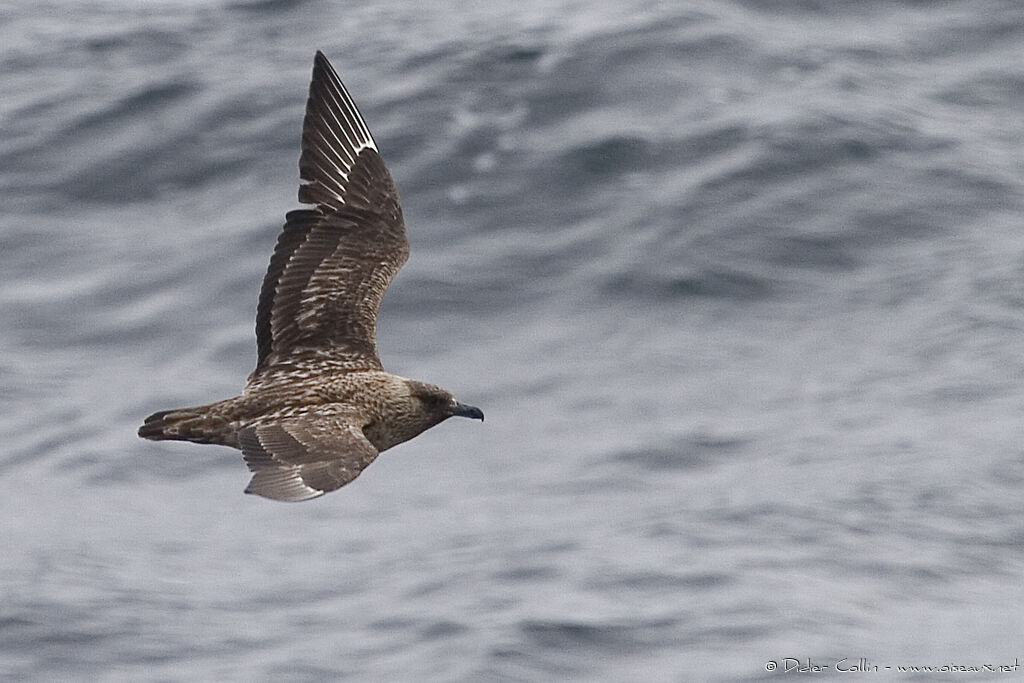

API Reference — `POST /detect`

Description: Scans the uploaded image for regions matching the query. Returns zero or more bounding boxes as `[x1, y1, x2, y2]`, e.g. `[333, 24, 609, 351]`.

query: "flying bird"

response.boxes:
[139, 51, 484, 501]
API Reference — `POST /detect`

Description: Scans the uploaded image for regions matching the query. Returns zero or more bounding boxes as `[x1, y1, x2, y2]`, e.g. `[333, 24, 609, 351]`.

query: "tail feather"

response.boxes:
[138, 409, 177, 440]
[138, 404, 237, 447]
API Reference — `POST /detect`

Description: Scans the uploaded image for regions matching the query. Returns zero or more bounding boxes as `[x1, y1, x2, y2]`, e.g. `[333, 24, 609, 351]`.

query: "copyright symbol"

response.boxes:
[766, 661, 777, 671]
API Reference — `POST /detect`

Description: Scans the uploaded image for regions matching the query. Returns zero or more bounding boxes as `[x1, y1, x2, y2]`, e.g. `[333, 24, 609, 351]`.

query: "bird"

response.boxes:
[139, 51, 484, 502]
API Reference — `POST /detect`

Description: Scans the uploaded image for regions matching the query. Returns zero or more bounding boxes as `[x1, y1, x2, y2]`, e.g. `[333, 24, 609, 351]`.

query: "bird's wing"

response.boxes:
[239, 411, 378, 502]
[254, 51, 408, 374]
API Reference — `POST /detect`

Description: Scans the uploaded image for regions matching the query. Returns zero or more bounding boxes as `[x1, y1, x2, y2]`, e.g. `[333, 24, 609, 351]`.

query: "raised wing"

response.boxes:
[254, 51, 408, 374]
[240, 412, 379, 501]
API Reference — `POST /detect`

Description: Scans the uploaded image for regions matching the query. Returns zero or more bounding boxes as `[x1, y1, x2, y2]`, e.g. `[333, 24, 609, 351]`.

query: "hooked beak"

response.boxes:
[453, 402, 484, 421]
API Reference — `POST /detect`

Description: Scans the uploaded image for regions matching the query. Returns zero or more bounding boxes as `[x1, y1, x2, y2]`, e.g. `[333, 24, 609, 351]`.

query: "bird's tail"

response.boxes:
[138, 402, 238, 447]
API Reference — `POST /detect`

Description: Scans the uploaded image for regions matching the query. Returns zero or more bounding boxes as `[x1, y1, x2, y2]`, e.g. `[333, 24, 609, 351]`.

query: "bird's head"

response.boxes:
[407, 381, 484, 423]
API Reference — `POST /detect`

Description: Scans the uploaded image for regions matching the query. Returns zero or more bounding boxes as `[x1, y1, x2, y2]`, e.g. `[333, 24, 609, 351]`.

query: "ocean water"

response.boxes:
[3, 0, 1024, 680]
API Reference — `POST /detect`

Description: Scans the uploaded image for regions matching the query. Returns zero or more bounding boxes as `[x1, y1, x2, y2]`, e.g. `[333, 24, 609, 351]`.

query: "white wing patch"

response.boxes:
[246, 467, 325, 502]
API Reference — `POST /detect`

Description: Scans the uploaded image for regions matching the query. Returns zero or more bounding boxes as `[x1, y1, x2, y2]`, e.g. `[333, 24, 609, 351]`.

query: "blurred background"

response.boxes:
[3, 0, 1024, 680]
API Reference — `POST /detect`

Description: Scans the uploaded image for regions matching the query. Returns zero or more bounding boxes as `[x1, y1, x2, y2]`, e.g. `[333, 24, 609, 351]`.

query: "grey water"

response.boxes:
[3, 0, 1024, 680]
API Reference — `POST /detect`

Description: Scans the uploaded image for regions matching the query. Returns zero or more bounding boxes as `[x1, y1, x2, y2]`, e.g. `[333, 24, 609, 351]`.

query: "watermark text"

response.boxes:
[764, 658, 1020, 674]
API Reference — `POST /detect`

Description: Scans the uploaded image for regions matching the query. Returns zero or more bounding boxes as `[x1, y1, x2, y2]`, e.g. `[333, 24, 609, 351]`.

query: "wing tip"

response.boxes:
[306, 50, 378, 150]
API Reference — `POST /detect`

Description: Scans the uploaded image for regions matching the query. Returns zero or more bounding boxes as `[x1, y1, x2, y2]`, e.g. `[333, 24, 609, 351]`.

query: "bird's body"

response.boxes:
[141, 370, 461, 453]
[139, 52, 483, 501]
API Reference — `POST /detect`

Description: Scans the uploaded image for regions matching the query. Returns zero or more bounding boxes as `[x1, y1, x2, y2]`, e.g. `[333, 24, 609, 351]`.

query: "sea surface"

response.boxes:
[3, 1, 1024, 680]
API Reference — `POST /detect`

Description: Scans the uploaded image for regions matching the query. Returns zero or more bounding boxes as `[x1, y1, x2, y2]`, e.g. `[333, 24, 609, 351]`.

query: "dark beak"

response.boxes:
[453, 402, 484, 421]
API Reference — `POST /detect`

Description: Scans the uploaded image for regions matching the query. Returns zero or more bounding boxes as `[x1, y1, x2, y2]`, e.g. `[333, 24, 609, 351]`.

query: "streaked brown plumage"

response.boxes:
[138, 51, 483, 502]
